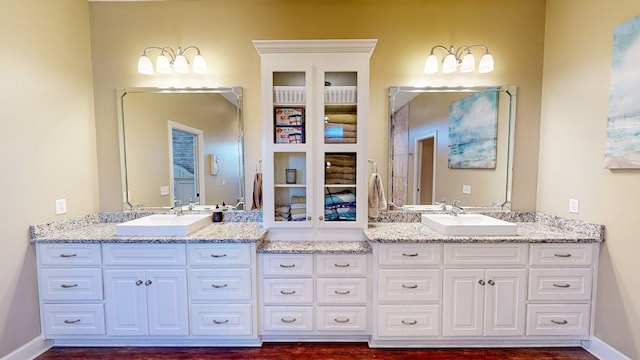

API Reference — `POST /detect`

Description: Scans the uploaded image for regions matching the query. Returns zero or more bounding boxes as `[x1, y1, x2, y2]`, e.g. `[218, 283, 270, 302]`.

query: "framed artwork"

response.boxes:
[605, 15, 640, 169]
[448, 91, 499, 169]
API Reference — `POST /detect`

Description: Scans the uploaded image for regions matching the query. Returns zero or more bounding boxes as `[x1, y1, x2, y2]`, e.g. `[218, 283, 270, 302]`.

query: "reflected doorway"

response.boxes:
[413, 130, 437, 204]
[168, 121, 205, 206]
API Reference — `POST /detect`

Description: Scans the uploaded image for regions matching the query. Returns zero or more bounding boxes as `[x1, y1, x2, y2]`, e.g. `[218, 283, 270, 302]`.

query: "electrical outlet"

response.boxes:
[569, 198, 580, 214]
[55, 199, 67, 215]
[462, 184, 472, 195]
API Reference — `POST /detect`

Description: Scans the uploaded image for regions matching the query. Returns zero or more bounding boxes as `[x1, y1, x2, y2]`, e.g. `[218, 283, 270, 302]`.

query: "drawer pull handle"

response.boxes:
[334, 263, 350, 268]
[334, 290, 351, 295]
[212, 284, 228, 289]
[280, 290, 296, 295]
[551, 319, 568, 325]
[281, 318, 297, 323]
[145, 280, 152, 286]
[334, 318, 350, 324]
[553, 283, 571, 288]
[59, 253, 77, 258]
[402, 284, 418, 289]
[64, 319, 81, 324]
[402, 253, 419, 257]
[60, 284, 78, 288]
[402, 320, 418, 325]
[213, 319, 229, 325]
[279, 264, 296, 268]
[478, 279, 486, 286]
[211, 254, 227, 258]
[136, 280, 143, 286]
[554, 253, 572, 258]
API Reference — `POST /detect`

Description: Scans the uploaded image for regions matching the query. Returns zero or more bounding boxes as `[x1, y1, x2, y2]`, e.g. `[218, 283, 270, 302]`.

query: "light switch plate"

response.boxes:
[55, 199, 67, 215]
[569, 198, 580, 214]
[462, 184, 472, 195]
[160, 186, 170, 196]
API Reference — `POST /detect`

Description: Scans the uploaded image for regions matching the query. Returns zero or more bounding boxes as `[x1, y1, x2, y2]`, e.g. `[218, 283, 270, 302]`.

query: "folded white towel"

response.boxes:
[368, 173, 387, 217]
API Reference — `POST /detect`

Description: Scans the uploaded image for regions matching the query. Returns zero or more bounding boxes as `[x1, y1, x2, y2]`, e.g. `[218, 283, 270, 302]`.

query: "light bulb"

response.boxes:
[442, 53, 458, 73]
[192, 54, 207, 74]
[174, 54, 189, 74]
[424, 54, 438, 74]
[460, 53, 475, 73]
[137, 55, 153, 75]
[156, 54, 171, 74]
[478, 52, 495, 73]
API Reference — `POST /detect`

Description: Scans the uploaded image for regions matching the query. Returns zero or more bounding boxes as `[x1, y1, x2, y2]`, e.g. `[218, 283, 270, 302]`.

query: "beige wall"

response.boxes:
[541, 1, 640, 358]
[0, 0, 98, 357]
[89, 0, 544, 213]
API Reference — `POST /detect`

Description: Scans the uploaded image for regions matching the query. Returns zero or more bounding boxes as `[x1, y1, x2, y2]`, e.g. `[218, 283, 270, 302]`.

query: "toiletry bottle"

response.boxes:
[212, 205, 223, 222]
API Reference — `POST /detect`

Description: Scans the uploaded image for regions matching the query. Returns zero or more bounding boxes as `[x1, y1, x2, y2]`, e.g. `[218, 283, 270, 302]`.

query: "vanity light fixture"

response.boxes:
[424, 45, 494, 74]
[137, 46, 207, 75]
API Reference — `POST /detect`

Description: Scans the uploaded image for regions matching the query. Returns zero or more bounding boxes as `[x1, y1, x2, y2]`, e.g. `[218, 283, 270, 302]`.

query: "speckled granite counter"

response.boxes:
[30, 212, 266, 244]
[365, 212, 604, 244]
[257, 240, 372, 254]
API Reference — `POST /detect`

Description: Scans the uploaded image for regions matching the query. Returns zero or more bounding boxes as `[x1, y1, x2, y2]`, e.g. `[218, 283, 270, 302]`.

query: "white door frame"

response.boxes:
[412, 129, 437, 205]
[168, 120, 206, 205]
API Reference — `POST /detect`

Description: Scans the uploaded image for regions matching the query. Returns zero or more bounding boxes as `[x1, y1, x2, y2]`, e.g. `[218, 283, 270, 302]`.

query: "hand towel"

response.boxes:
[251, 172, 263, 210]
[368, 173, 387, 217]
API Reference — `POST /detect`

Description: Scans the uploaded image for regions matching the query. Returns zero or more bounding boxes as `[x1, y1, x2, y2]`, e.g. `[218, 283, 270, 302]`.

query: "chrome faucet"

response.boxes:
[436, 196, 447, 211]
[451, 200, 465, 216]
[172, 200, 184, 216]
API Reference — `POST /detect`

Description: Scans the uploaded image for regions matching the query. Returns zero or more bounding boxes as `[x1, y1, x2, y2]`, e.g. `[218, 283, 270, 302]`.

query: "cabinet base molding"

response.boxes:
[368, 338, 587, 349]
[261, 335, 371, 343]
[45, 337, 262, 347]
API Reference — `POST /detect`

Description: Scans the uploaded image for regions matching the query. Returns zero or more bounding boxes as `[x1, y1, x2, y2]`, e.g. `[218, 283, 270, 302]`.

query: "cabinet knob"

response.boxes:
[551, 319, 568, 325]
[280, 290, 296, 295]
[280, 318, 297, 323]
[210, 254, 227, 258]
[211, 283, 228, 288]
[145, 280, 152, 286]
[334, 318, 350, 323]
[402, 253, 419, 257]
[319, 216, 323, 221]
[402, 284, 418, 289]
[401, 320, 418, 325]
[64, 319, 81, 324]
[279, 264, 296, 268]
[334, 290, 351, 295]
[487, 279, 495, 286]
[553, 253, 572, 258]
[307, 216, 312, 221]
[334, 263, 350, 268]
[59, 253, 77, 258]
[135, 280, 143, 286]
[213, 319, 229, 325]
[553, 283, 571, 288]
[60, 284, 78, 288]
[478, 279, 486, 286]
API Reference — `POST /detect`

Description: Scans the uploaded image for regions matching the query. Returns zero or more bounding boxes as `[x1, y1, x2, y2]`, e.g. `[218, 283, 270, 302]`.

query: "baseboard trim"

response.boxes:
[1, 335, 52, 360]
[582, 336, 631, 360]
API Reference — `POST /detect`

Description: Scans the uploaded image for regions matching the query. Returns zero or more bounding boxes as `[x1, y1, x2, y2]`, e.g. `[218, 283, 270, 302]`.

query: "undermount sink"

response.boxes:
[115, 213, 212, 237]
[421, 213, 517, 236]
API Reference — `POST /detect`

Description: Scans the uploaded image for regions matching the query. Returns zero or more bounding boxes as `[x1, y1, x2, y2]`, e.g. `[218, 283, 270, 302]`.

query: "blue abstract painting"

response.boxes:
[448, 91, 498, 169]
[605, 15, 640, 169]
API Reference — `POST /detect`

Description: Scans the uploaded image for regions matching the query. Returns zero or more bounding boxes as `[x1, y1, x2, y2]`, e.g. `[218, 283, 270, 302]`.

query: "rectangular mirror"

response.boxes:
[118, 87, 244, 211]
[388, 85, 516, 210]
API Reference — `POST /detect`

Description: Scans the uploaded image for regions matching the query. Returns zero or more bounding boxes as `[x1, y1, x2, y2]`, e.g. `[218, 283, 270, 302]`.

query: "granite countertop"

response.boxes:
[258, 240, 372, 254]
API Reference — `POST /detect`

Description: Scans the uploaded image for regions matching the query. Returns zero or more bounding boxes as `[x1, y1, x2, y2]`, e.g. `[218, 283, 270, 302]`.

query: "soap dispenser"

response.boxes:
[212, 205, 223, 223]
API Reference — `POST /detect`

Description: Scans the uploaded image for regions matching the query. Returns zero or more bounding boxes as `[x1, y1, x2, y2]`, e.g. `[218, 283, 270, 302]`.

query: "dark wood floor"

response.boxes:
[36, 343, 598, 360]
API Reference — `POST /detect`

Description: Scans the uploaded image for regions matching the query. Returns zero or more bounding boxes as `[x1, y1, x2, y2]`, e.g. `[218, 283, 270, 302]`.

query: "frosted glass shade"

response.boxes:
[424, 54, 438, 74]
[442, 53, 458, 73]
[192, 54, 207, 74]
[460, 53, 476, 73]
[478, 53, 495, 73]
[156, 54, 171, 74]
[137, 55, 153, 75]
[174, 54, 189, 74]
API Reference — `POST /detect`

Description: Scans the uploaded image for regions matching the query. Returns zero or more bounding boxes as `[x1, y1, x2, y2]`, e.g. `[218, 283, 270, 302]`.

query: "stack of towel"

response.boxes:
[325, 189, 357, 221]
[290, 195, 307, 221]
[275, 205, 291, 221]
[324, 114, 357, 143]
[325, 154, 356, 185]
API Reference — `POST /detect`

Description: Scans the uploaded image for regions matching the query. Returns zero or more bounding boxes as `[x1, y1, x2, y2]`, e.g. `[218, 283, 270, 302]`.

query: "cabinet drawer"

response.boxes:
[316, 306, 368, 332]
[316, 254, 368, 276]
[377, 304, 440, 337]
[39, 268, 103, 301]
[189, 268, 252, 301]
[530, 244, 594, 266]
[529, 268, 592, 301]
[190, 304, 252, 336]
[317, 278, 368, 304]
[526, 304, 590, 336]
[103, 243, 186, 266]
[263, 278, 314, 304]
[261, 254, 313, 276]
[378, 269, 441, 302]
[378, 244, 441, 266]
[444, 244, 528, 266]
[42, 303, 105, 336]
[188, 243, 251, 267]
[37, 243, 101, 266]
[262, 306, 313, 332]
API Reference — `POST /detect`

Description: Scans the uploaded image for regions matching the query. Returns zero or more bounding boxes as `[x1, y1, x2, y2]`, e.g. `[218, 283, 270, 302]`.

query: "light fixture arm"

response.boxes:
[424, 44, 494, 74]
[137, 45, 207, 75]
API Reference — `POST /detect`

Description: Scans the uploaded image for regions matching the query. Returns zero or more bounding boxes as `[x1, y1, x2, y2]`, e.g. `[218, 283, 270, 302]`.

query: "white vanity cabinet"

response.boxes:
[36, 243, 105, 336]
[259, 253, 370, 340]
[442, 244, 528, 337]
[102, 243, 189, 336]
[187, 242, 259, 344]
[254, 40, 376, 241]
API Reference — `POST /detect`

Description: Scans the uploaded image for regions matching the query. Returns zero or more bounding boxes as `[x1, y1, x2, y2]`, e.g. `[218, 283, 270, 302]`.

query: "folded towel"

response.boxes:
[251, 172, 263, 210]
[368, 173, 387, 217]
[325, 123, 357, 132]
[291, 196, 306, 204]
[325, 114, 357, 124]
[325, 166, 356, 174]
[325, 190, 356, 205]
[325, 138, 356, 144]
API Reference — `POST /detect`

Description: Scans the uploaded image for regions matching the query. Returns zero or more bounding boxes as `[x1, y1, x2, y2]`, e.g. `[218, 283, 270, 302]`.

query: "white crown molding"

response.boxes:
[253, 39, 377, 55]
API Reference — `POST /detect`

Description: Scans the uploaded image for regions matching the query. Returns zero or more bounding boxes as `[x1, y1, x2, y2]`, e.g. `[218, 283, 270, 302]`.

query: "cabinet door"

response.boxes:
[483, 269, 527, 336]
[442, 269, 484, 337]
[146, 269, 189, 336]
[104, 269, 148, 336]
